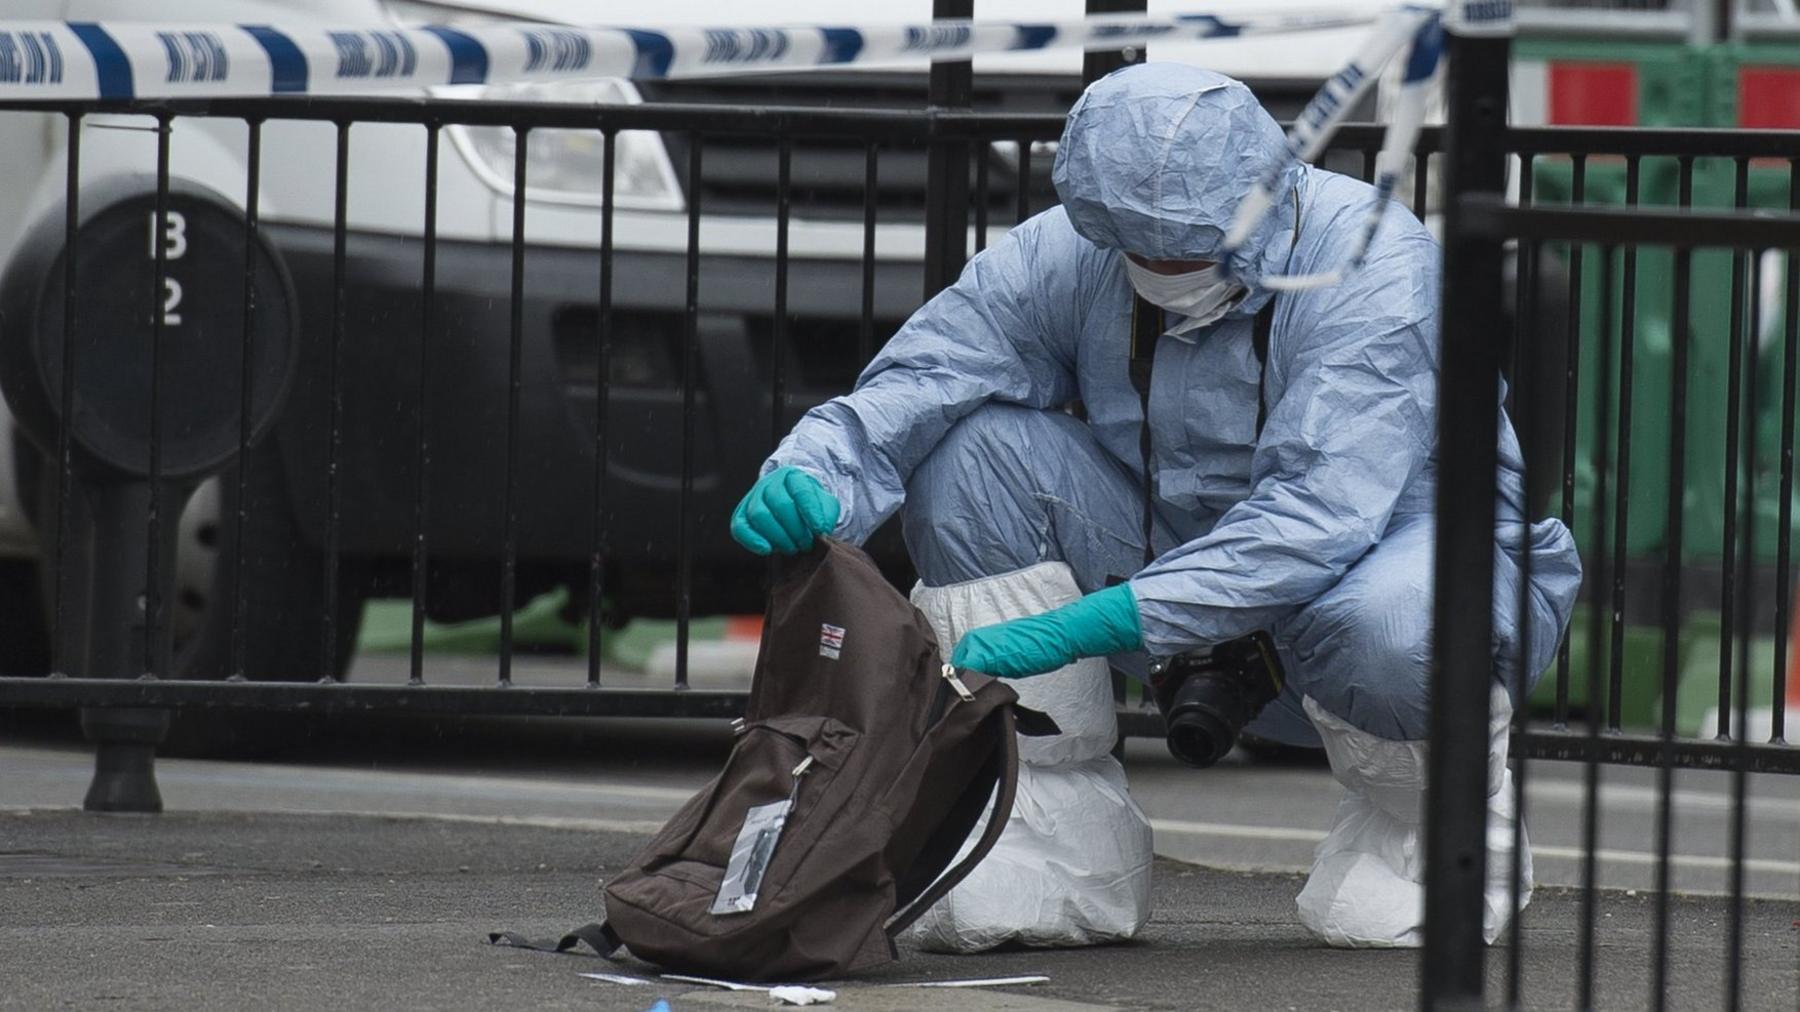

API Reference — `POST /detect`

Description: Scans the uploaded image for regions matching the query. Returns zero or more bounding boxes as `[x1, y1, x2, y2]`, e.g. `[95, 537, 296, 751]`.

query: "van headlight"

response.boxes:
[444, 80, 685, 212]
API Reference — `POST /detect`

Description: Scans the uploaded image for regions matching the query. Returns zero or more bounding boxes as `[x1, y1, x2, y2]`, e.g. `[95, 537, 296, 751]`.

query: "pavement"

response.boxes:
[4, 697, 1800, 1011]
[5, 808, 1798, 1012]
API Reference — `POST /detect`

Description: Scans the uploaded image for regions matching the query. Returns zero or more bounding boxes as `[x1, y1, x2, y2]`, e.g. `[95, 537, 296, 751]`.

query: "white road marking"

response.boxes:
[1525, 778, 1800, 821]
[1148, 818, 1800, 879]
[1148, 818, 1326, 844]
[1, 805, 672, 836]
[1532, 845, 1800, 876]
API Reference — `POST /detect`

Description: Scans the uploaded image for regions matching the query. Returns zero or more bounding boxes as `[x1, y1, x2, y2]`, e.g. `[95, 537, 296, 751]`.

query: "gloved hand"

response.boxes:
[730, 466, 842, 555]
[951, 583, 1143, 679]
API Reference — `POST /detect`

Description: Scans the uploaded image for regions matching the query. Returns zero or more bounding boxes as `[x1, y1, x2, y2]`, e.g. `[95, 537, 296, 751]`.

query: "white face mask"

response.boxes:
[1123, 259, 1245, 335]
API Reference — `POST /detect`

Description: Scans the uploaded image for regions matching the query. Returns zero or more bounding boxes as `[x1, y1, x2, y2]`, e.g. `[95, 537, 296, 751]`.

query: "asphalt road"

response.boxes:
[2, 650, 1798, 1009]
[4, 810, 1797, 1011]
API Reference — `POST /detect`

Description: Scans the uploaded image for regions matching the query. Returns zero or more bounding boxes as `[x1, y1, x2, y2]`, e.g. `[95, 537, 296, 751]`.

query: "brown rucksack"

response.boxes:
[490, 538, 1055, 981]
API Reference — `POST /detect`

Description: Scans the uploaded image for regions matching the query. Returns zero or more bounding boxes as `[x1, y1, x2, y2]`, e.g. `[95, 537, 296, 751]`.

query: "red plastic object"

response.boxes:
[1739, 67, 1800, 129]
[1548, 62, 1639, 126]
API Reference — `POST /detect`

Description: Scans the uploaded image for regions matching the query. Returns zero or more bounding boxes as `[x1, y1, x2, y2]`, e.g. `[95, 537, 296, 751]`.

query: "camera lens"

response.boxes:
[1165, 708, 1234, 768]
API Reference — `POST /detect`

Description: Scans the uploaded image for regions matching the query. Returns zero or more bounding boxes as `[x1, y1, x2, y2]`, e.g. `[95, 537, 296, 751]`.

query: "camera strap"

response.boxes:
[1123, 192, 1297, 573]
[1126, 294, 1276, 571]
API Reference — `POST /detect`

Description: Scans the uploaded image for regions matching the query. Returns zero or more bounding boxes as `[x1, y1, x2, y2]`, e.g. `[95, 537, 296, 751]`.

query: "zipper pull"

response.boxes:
[785, 754, 815, 805]
[941, 663, 976, 702]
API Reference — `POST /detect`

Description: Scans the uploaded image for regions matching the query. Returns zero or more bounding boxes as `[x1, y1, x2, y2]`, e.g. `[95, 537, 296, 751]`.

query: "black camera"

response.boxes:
[1148, 631, 1286, 768]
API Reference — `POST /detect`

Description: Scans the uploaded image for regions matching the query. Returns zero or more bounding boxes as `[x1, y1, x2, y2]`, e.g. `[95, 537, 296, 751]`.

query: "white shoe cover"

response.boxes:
[904, 563, 1153, 951]
[905, 757, 1155, 952]
[1483, 687, 1533, 943]
[911, 562, 1118, 765]
[1296, 688, 1531, 949]
[1295, 696, 1427, 948]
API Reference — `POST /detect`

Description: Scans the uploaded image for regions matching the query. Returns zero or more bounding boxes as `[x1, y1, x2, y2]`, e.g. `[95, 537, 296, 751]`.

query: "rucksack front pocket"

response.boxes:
[635, 714, 859, 915]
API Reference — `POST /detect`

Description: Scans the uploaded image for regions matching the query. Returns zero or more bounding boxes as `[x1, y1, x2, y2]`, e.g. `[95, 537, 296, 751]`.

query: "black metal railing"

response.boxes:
[1431, 28, 1800, 1011]
[0, 51, 1794, 1012]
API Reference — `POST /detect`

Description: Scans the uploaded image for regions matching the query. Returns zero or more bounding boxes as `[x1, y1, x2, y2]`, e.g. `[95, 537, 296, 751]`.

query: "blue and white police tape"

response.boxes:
[1221, 4, 1442, 290]
[0, 9, 1394, 101]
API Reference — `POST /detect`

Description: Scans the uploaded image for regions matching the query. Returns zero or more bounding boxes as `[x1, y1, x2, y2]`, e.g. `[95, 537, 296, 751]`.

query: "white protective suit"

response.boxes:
[762, 64, 1581, 948]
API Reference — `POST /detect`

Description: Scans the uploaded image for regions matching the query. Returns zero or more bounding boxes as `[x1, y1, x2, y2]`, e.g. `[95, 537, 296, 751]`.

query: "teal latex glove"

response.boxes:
[951, 583, 1144, 679]
[730, 466, 842, 555]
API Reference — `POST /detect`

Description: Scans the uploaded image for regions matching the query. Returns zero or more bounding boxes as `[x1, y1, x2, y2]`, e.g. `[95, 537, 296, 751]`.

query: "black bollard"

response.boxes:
[0, 173, 300, 814]
[56, 478, 186, 813]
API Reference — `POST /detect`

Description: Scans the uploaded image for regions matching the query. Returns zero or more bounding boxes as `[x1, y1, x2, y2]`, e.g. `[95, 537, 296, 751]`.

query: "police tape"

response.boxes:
[0, 9, 1395, 101]
[0, 5, 1482, 291]
[1223, 3, 1443, 289]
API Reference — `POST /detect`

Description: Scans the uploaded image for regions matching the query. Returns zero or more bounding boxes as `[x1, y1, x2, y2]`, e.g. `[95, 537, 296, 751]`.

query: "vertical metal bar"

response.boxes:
[1413, 151, 1429, 217]
[1648, 155, 1696, 1012]
[974, 149, 990, 254]
[1508, 167, 1541, 1002]
[1509, 156, 1534, 436]
[677, 134, 703, 691]
[771, 139, 792, 453]
[1556, 155, 1587, 729]
[922, 0, 972, 300]
[1609, 155, 1642, 735]
[1728, 260, 1761, 1010]
[146, 112, 172, 679]
[231, 119, 263, 681]
[765, 139, 792, 595]
[1507, 227, 1536, 1009]
[1720, 196, 1755, 1012]
[1082, 0, 1147, 81]
[860, 142, 878, 366]
[1774, 159, 1799, 745]
[499, 125, 528, 687]
[1718, 158, 1750, 737]
[588, 129, 616, 689]
[322, 121, 349, 682]
[411, 123, 439, 688]
[1015, 140, 1033, 225]
[1423, 27, 1509, 1010]
[1578, 243, 1618, 1010]
[1736, 247, 1761, 704]
[51, 112, 80, 676]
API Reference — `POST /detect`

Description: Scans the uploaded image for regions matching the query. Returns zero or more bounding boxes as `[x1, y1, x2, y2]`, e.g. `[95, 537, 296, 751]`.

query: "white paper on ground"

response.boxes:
[578, 972, 652, 985]
[660, 974, 836, 1004]
[886, 976, 1051, 988]
[768, 985, 837, 1005]
[661, 973, 767, 991]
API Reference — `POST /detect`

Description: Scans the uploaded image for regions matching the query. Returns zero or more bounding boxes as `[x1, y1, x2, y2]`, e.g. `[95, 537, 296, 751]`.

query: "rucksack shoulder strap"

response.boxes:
[883, 706, 1020, 940]
[487, 920, 623, 959]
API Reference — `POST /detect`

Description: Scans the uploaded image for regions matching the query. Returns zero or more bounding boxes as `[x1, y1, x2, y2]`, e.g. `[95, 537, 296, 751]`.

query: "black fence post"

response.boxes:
[1424, 19, 1512, 1011]
[1086, 0, 1149, 731]
[1082, 0, 1148, 82]
[922, 0, 973, 299]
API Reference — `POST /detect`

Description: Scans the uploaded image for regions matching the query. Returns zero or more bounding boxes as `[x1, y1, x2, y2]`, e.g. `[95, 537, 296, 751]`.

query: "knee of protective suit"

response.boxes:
[902, 404, 1057, 585]
[1284, 577, 1432, 742]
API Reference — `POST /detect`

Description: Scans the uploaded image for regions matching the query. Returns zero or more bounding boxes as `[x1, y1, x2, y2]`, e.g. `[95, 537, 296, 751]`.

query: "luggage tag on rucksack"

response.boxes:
[710, 754, 815, 915]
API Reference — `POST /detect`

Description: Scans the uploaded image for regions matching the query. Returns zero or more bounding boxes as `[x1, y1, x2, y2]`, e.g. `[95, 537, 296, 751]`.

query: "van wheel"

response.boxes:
[176, 445, 363, 685]
[163, 444, 364, 755]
